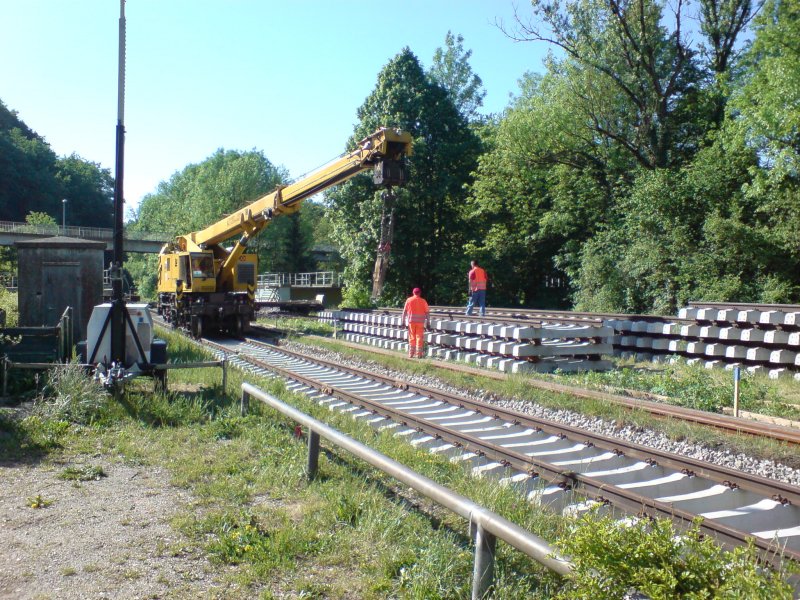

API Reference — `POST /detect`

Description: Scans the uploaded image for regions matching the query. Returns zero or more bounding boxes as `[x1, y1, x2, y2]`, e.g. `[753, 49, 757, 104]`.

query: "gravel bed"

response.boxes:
[280, 340, 800, 487]
[0, 459, 216, 599]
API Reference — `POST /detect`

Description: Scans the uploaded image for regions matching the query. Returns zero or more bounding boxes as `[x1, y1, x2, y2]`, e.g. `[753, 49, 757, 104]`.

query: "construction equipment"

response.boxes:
[156, 127, 412, 337]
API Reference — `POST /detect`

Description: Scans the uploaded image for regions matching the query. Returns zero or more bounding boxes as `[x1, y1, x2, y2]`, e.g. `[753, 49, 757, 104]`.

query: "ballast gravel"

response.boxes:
[280, 340, 800, 488]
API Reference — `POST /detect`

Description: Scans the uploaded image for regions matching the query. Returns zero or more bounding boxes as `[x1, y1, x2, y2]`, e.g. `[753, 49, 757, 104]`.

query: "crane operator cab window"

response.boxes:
[191, 254, 214, 279]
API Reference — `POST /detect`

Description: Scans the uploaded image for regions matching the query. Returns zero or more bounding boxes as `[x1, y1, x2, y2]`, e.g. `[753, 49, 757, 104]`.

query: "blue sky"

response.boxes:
[0, 1, 548, 218]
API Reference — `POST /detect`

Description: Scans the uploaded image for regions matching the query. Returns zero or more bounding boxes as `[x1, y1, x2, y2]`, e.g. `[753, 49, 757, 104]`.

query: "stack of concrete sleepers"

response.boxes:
[318, 310, 614, 374]
[605, 306, 800, 379]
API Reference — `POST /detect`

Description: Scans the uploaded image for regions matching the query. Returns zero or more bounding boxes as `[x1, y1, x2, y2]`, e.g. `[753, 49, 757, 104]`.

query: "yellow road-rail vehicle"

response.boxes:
[157, 128, 412, 338]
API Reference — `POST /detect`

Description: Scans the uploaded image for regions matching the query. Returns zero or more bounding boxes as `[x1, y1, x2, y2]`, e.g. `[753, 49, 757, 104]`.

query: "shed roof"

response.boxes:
[15, 236, 106, 249]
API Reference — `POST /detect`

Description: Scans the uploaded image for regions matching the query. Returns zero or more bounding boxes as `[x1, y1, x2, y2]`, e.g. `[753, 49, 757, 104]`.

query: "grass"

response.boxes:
[59, 464, 106, 481]
[0, 325, 797, 598]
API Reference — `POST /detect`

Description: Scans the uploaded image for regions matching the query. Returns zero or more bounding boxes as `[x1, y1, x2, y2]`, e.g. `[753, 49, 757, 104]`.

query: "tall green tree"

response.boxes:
[0, 99, 114, 227]
[56, 154, 114, 228]
[428, 31, 487, 121]
[326, 48, 482, 306]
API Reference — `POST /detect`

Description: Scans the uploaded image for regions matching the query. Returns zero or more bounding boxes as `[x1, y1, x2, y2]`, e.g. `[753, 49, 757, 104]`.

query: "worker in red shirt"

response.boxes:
[402, 287, 430, 358]
[465, 260, 488, 316]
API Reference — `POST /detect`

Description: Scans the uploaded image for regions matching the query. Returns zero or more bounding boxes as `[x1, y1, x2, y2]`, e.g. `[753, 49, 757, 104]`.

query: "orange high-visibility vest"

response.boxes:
[469, 266, 487, 291]
[404, 295, 429, 323]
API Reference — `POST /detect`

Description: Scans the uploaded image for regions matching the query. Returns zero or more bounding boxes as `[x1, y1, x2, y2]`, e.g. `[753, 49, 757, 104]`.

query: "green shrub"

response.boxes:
[555, 512, 794, 599]
[0, 289, 18, 327]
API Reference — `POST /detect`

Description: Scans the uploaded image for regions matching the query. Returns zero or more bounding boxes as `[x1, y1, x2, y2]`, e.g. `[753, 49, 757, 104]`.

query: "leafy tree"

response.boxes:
[130, 147, 288, 293]
[132, 148, 287, 237]
[428, 31, 487, 121]
[23, 211, 58, 228]
[0, 99, 114, 227]
[326, 48, 482, 306]
[56, 154, 114, 228]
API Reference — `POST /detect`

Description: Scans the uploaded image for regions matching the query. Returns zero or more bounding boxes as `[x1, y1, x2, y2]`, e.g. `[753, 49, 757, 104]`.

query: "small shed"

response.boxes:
[15, 236, 105, 341]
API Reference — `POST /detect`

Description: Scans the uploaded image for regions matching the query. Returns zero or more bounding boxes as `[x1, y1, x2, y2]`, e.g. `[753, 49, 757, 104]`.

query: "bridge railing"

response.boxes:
[0, 272, 18, 291]
[257, 272, 342, 288]
[0, 221, 170, 242]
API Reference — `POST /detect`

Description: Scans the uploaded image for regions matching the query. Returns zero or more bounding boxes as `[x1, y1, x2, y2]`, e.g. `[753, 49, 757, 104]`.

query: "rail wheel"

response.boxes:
[232, 315, 243, 338]
[191, 316, 203, 339]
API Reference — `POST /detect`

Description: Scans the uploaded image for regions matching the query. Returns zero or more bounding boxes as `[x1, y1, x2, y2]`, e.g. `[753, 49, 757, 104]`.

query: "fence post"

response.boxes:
[222, 358, 227, 396]
[471, 522, 497, 600]
[240, 387, 249, 416]
[307, 430, 320, 481]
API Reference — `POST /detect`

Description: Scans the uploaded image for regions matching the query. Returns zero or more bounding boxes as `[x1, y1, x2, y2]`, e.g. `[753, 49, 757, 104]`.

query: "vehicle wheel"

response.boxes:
[191, 316, 203, 339]
[233, 315, 243, 337]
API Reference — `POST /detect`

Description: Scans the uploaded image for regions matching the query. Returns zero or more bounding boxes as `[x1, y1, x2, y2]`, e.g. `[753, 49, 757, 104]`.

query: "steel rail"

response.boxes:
[245, 339, 800, 501]
[204, 337, 800, 563]
[246, 329, 800, 447]
[241, 382, 574, 582]
[687, 301, 800, 311]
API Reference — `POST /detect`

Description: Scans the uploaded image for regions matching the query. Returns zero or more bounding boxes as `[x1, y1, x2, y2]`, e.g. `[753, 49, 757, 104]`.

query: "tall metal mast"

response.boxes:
[111, 0, 126, 363]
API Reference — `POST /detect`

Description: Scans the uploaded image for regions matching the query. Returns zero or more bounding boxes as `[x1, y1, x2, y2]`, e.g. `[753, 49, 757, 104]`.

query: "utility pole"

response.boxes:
[110, 0, 127, 364]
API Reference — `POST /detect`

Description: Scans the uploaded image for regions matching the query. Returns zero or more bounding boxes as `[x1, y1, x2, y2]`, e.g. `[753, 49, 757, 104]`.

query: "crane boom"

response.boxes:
[157, 127, 412, 337]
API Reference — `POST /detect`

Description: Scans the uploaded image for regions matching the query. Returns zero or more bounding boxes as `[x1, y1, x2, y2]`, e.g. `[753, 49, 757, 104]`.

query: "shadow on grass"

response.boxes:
[0, 409, 56, 465]
[115, 384, 238, 429]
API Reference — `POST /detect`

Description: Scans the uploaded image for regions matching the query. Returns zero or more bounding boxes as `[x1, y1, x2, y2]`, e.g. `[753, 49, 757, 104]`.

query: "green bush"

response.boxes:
[0, 289, 18, 327]
[555, 512, 794, 599]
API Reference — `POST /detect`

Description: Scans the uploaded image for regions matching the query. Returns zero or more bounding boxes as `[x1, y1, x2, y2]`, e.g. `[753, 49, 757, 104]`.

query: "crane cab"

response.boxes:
[158, 251, 217, 294]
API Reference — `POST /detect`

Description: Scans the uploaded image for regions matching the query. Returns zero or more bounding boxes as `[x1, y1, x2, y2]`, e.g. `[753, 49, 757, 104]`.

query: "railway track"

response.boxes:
[183, 329, 800, 565]
[298, 332, 800, 447]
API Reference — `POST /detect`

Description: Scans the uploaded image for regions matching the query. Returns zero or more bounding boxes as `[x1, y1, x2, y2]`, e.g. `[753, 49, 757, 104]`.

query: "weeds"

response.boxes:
[59, 464, 106, 481]
[27, 494, 52, 509]
[554, 511, 796, 599]
[34, 362, 109, 424]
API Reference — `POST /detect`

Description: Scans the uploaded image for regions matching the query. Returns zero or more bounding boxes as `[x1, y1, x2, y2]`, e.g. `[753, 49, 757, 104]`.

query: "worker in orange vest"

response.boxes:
[402, 287, 430, 358]
[465, 260, 488, 316]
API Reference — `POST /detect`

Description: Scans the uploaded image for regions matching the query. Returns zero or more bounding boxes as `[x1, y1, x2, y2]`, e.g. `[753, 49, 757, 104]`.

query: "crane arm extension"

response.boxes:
[176, 127, 412, 252]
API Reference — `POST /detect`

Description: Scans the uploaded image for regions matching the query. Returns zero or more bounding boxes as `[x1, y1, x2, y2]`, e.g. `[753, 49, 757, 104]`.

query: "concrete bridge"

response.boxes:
[0, 221, 170, 253]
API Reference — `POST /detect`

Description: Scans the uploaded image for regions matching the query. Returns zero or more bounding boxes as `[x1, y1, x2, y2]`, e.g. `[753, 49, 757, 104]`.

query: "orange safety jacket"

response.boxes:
[403, 295, 429, 324]
[469, 266, 488, 292]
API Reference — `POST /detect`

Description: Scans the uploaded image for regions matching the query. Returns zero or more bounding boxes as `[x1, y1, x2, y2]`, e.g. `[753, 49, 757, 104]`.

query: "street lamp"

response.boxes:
[62, 198, 67, 234]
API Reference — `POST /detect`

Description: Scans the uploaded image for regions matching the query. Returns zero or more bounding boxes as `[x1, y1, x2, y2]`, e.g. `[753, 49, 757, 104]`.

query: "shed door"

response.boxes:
[41, 263, 80, 328]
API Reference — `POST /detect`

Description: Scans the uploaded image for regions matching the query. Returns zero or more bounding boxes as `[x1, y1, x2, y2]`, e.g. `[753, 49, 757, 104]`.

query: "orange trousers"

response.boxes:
[407, 323, 425, 357]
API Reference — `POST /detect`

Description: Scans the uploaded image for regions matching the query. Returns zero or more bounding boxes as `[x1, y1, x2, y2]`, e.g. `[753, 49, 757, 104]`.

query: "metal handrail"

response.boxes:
[241, 382, 572, 598]
[0, 220, 170, 242]
[257, 271, 342, 288]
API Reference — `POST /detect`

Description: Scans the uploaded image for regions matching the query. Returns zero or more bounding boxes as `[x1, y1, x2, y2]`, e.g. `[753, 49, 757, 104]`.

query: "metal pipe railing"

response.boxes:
[241, 382, 572, 598]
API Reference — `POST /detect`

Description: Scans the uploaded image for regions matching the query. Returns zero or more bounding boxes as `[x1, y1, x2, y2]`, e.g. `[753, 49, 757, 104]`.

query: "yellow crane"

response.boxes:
[156, 127, 412, 338]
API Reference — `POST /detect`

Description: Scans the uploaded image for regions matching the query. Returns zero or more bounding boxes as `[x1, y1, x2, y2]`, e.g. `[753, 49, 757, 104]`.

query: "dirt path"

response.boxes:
[0, 458, 218, 599]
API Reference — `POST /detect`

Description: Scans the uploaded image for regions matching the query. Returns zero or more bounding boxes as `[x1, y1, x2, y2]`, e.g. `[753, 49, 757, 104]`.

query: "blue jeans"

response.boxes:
[465, 290, 486, 316]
